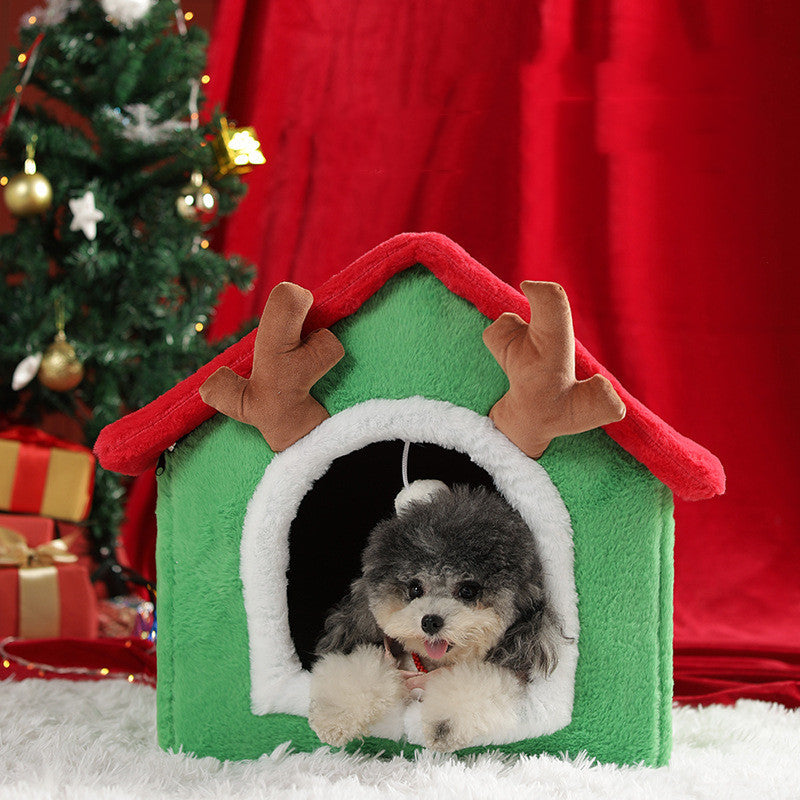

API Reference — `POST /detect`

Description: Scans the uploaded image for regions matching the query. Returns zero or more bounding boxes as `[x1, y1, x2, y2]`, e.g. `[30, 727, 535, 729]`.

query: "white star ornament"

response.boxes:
[69, 190, 105, 241]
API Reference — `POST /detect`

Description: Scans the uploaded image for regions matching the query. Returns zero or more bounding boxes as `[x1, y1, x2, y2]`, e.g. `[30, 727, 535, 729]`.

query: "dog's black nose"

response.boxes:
[421, 614, 444, 635]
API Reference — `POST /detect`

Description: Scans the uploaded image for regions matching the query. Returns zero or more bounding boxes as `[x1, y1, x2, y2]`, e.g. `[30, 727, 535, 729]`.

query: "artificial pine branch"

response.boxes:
[0, 0, 256, 592]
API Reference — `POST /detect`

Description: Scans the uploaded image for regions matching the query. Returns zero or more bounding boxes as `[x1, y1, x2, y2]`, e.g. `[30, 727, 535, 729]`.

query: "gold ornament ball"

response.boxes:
[176, 172, 218, 224]
[4, 169, 53, 217]
[38, 333, 84, 392]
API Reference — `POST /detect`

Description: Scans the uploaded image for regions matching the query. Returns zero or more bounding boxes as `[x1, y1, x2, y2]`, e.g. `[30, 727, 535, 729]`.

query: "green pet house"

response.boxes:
[96, 232, 724, 766]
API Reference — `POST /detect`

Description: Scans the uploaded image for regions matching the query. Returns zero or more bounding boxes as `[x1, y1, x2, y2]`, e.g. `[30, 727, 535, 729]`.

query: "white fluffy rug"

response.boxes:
[1, 679, 798, 800]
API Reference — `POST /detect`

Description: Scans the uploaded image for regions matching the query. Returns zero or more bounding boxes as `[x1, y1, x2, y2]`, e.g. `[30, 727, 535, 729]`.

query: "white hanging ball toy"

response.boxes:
[394, 479, 451, 515]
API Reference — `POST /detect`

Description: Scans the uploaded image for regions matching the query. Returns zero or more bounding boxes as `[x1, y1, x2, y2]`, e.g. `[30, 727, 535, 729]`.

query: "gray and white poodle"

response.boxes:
[308, 480, 563, 751]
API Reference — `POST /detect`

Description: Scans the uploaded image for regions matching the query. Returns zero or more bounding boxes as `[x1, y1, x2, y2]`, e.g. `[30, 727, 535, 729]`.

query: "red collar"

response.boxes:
[411, 652, 428, 673]
[385, 636, 429, 673]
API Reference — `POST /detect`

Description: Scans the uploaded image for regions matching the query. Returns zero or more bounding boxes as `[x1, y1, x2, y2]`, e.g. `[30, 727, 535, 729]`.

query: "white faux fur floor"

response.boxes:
[1, 679, 798, 800]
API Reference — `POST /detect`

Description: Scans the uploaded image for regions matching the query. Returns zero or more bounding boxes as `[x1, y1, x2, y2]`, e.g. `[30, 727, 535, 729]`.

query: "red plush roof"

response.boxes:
[95, 232, 725, 500]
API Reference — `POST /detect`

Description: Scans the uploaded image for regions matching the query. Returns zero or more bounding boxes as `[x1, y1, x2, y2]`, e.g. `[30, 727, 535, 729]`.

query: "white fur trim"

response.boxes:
[240, 397, 579, 744]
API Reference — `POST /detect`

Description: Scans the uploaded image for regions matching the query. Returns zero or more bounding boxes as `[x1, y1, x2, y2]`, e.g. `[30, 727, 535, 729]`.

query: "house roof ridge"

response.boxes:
[94, 232, 725, 500]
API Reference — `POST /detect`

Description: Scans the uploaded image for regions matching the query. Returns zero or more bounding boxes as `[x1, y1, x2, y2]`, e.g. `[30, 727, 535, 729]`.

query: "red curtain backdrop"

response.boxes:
[124, 0, 800, 703]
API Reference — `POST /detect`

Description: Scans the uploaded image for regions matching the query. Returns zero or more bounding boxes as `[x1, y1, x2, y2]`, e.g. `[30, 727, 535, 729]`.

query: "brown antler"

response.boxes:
[199, 282, 344, 452]
[483, 281, 626, 459]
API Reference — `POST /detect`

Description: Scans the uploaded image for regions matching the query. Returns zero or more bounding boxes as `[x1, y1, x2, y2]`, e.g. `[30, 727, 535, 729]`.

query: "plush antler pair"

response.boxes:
[199, 280, 625, 457]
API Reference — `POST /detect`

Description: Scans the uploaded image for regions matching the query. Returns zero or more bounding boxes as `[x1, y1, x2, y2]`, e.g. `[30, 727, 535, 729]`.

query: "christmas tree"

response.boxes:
[0, 0, 257, 588]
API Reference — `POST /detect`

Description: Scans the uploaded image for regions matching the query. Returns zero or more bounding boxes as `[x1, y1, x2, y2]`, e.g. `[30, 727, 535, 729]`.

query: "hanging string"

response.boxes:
[54, 295, 66, 335]
[401, 440, 411, 488]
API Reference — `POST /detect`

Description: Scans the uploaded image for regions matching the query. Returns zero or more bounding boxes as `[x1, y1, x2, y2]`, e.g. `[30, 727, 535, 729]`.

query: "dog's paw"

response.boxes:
[308, 645, 406, 747]
[307, 702, 362, 748]
[423, 715, 474, 752]
[420, 661, 524, 751]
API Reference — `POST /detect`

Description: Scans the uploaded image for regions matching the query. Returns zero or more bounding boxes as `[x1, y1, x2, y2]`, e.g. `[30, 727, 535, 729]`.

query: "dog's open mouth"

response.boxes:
[423, 639, 453, 660]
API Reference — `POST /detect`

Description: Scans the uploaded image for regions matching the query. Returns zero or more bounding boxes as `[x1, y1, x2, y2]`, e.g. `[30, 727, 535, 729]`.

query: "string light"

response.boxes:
[194, 322, 204, 332]
[0, 177, 8, 186]
[28, 15, 37, 24]
[200, 239, 209, 249]
[184, 11, 194, 21]
[201, 74, 210, 85]
[18, 54, 27, 64]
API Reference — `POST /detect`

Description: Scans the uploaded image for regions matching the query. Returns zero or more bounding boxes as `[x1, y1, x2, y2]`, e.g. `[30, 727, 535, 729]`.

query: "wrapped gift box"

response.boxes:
[3, 515, 99, 586]
[0, 426, 94, 522]
[0, 526, 98, 639]
[0, 513, 56, 548]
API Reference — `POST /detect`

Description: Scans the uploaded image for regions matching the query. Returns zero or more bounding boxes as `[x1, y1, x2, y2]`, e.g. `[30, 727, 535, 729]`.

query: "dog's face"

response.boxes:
[368, 571, 516, 666]
[360, 485, 549, 669]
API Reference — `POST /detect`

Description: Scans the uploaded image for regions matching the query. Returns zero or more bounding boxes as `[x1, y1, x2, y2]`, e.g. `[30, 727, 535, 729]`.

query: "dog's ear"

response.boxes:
[487, 594, 563, 679]
[315, 577, 383, 656]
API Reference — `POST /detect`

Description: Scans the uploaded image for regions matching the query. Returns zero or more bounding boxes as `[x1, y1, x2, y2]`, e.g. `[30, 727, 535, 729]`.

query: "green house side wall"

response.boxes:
[155, 266, 675, 765]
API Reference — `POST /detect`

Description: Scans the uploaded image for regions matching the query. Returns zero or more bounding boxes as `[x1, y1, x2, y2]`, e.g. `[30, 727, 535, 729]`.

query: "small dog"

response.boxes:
[308, 481, 563, 751]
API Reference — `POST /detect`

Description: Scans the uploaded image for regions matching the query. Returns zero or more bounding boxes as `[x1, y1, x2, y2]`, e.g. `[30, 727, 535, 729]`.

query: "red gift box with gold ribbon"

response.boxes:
[0, 513, 55, 548]
[0, 426, 94, 522]
[0, 526, 98, 639]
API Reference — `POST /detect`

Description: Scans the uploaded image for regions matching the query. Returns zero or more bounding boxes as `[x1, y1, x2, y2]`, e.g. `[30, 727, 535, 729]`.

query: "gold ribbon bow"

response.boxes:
[0, 526, 81, 637]
[0, 526, 78, 568]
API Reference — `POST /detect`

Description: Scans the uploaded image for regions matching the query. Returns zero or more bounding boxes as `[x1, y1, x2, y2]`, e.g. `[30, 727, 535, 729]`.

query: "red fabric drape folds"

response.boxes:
[119, 467, 157, 584]
[121, 0, 800, 704]
[674, 647, 800, 708]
